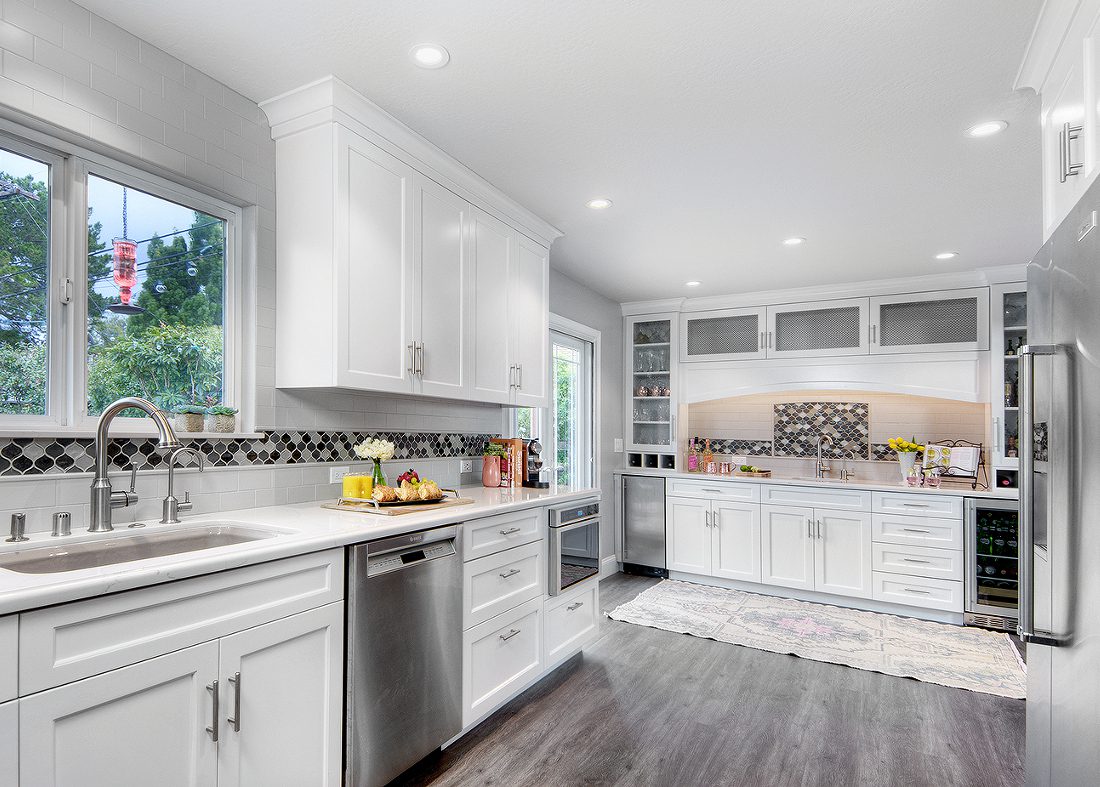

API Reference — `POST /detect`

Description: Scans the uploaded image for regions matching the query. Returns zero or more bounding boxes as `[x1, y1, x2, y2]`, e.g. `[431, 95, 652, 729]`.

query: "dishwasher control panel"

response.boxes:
[366, 540, 456, 577]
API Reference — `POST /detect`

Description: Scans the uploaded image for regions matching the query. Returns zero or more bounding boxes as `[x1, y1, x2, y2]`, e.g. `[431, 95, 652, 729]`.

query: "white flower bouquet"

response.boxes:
[353, 438, 395, 461]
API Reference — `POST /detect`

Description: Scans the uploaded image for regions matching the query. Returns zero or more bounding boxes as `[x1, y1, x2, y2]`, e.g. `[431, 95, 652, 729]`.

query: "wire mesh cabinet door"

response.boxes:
[869, 288, 989, 354]
[680, 307, 767, 362]
[764, 298, 870, 359]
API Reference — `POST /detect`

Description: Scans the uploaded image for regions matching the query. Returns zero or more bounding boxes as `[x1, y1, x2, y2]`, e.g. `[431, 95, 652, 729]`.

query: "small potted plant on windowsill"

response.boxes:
[206, 404, 238, 433]
[174, 404, 206, 433]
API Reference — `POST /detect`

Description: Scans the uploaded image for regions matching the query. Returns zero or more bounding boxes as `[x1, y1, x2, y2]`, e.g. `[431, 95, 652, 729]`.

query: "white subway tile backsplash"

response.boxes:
[31, 89, 89, 132]
[2, 0, 63, 45]
[3, 49, 63, 93]
[0, 19, 34, 59]
[90, 63, 138, 106]
[138, 85, 184, 127]
[62, 77, 116, 121]
[88, 13, 137, 59]
[113, 52, 163, 94]
[0, 74, 34, 112]
[33, 37, 89, 84]
[137, 39, 185, 81]
[218, 490, 256, 512]
[34, 0, 89, 33]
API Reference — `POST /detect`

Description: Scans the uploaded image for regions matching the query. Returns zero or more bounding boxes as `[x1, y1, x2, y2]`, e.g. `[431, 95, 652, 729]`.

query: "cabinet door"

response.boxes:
[1041, 59, 1088, 239]
[869, 288, 988, 354]
[760, 505, 815, 590]
[711, 501, 761, 582]
[512, 233, 550, 407]
[20, 641, 219, 787]
[814, 509, 872, 599]
[337, 130, 416, 393]
[680, 307, 767, 362]
[217, 603, 344, 787]
[765, 298, 869, 358]
[666, 496, 711, 574]
[470, 208, 514, 404]
[0, 699, 16, 787]
[990, 283, 1026, 468]
[626, 315, 678, 452]
[415, 177, 469, 398]
[463, 597, 543, 728]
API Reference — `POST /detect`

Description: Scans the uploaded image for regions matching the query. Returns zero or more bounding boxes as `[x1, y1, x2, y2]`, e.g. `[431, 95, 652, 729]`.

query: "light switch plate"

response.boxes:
[329, 466, 352, 483]
[613, 438, 624, 453]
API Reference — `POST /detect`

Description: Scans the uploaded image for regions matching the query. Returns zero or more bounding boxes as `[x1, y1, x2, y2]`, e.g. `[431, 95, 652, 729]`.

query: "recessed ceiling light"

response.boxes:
[967, 120, 1008, 138]
[782, 237, 805, 246]
[685, 280, 701, 287]
[586, 198, 612, 210]
[935, 251, 959, 260]
[410, 43, 450, 69]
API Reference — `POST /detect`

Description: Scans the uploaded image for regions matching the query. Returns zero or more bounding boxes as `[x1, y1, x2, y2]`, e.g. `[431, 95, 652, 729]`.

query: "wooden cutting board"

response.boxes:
[321, 496, 476, 516]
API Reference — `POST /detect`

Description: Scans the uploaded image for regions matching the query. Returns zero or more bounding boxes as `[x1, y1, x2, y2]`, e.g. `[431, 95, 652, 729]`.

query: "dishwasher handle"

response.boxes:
[366, 524, 459, 557]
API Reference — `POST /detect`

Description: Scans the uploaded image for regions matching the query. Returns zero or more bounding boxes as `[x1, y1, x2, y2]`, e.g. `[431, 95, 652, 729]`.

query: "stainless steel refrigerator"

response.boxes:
[620, 474, 667, 576]
[1020, 177, 1100, 785]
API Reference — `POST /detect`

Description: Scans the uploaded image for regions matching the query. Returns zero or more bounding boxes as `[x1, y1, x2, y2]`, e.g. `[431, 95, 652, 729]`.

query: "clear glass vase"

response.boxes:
[371, 459, 387, 488]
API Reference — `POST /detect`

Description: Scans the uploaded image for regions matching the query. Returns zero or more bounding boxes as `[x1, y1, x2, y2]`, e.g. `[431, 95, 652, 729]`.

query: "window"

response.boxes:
[0, 123, 242, 432]
[510, 318, 597, 488]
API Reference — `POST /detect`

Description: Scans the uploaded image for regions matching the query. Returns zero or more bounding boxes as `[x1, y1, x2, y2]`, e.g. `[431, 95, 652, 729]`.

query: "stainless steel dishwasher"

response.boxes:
[346, 524, 462, 787]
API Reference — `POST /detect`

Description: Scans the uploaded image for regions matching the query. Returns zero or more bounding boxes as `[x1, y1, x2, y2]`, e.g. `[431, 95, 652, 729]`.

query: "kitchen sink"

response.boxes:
[0, 523, 284, 575]
[791, 476, 851, 483]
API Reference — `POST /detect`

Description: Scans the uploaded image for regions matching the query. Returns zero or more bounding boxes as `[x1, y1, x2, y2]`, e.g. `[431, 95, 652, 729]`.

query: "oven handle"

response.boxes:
[550, 516, 601, 534]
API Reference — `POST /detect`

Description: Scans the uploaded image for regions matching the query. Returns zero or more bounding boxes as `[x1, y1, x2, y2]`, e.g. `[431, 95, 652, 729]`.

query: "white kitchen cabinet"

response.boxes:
[470, 208, 515, 404]
[217, 603, 344, 787]
[20, 641, 220, 787]
[666, 496, 710, 574]
[990, 283, 1027, 469]
[625, 314, 679, 453]
[711, 501, 762, 583]
[869, 289, 988, 354]
[544, 581, 599, 670]
[764, 298, 869, 358]
[1041, 58, 1088, 239]
[416, 177, 470, 398]
[1, 699, 17, 787]
[511, 233, 550, 407]
[680, 307, 767, 362]
[0, 615, 16, 703]
[760, 505, 816, 590]
[463, 540, 545, 629]
[463, 596, 543, 728]
[813, 509, 873, 599]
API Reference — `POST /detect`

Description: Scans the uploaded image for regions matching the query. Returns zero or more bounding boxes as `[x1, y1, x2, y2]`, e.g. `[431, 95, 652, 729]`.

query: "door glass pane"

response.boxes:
[686, 313, 759, 355]
[774, 306, 860, 351]
[86, 175, 227, 416]
[0, 147, 50, 415]
[550, 330, 594, 487]
[878, 297, 978, 346]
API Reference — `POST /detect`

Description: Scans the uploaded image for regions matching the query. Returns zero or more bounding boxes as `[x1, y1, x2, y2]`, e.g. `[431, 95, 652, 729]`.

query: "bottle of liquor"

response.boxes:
[702, 439, 714, 467]
[687, 438, 699, 472]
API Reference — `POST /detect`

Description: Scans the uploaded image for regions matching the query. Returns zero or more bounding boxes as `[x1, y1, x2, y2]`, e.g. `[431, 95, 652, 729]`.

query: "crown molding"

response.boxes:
[1015, 0, 1090, 92]
[620, 298, 686, 316]
[260, 75, 562, 248]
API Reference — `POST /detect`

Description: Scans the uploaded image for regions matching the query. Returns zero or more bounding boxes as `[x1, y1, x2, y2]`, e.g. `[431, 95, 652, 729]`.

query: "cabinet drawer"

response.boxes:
[872, 571, 963, 613]
[761, 484, 871, 511]
[19, 549, 343, 695]
[872, 492, 963, 519]
[872, 542, 963, 581]
[463, 508, 543, 561]
[464, 540, 545, 629]
[871, 513, 964, 551]
[0, 616, 15, 703]
[544, 581, 599, 669]
[463, 596, 543, 727]
[668, 479, 760, 502]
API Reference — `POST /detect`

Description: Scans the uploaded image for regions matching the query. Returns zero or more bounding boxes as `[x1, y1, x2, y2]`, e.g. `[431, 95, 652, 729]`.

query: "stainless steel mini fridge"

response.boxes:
[620, 475, 667, 577]
[965, 497, 1019, 630]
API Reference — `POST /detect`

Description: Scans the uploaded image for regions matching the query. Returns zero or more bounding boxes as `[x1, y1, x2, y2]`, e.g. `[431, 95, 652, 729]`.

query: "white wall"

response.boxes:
[549, 269, 623, 559]
[0, 0, 503, 434]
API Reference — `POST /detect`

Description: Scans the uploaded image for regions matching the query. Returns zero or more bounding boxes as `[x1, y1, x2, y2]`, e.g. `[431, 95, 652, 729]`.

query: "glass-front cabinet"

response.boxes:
[991, 283, 1027, 470]
[764, 298, 869, 358]
[680, 307, 767, 362]
[625, 314, 678, 462]
[869, 288, 989, 354]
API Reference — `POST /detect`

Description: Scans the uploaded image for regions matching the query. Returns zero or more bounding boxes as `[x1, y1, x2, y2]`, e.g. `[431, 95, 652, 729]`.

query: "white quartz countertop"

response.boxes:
[0, 484, 598, 616]
[613, 467, 1018, 500]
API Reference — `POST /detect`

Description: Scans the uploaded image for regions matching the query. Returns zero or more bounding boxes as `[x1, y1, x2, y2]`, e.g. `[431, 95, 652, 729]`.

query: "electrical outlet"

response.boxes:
[613, 438, 624, 453]
[460, 459, 473, 473]
[329, 466, 352, 483]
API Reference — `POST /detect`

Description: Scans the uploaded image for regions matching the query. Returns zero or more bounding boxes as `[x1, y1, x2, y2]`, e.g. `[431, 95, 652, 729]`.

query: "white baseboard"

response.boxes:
[600, 555, 620, 578]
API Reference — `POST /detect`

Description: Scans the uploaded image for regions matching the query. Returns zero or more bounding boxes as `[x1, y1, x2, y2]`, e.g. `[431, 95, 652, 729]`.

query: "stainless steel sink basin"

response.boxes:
[791, 476, 849, 483]
[0, 524, 282, 574]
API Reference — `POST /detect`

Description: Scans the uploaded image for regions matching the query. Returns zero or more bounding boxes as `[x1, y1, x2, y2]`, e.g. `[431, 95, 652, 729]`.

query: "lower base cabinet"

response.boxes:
[462, 596, 543, 728]
[760, 505, 872, 599]
[1, 699, 15, 786]
[544, 581, 599, 669]
[17, 601, 344, 787]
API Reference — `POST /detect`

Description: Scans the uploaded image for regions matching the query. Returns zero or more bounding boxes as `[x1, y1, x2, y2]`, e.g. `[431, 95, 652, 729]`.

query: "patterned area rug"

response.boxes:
[607, 580, 1026, 699]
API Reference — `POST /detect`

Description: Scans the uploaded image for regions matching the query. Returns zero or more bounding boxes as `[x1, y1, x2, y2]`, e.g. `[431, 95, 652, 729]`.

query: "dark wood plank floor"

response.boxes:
[394, 574, 1025, 787]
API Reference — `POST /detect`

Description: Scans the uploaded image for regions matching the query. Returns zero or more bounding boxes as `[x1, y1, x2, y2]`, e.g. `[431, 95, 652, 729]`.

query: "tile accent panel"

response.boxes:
[0, 431, 497, 477]
[772, 402, 869, 460]
[693, 439, 773, 457]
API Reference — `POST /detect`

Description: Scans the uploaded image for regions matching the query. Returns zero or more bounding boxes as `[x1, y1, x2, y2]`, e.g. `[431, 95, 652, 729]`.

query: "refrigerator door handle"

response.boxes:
[1018, 343, 1063, 646]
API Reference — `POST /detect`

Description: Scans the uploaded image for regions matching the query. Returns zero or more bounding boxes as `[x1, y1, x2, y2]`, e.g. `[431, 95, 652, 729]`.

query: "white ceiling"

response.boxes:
[78, 0, 1044, 303]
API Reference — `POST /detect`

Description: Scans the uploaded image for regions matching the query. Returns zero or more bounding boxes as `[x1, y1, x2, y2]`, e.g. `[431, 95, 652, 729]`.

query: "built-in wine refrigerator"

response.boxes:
[965, 497, 1020, 630]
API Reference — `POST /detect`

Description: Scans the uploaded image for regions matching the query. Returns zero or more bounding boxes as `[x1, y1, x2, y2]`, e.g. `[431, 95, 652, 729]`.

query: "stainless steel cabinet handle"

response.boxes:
[499, 628, 521, 642]
[871, 324, 878, 344]
[499, 527, 521, 535]
[1019, 343, 1061, 645]
[714, 509, 720, 527]
[566, 601, 584, 611]
[902, 527, 931, 534]
[407, 343, 415, 375]
[902, 557, 931, 564]
[206, 680, 219, 742]
[499, 568, 521, 579]
[516, 363, 523, 389]
[705, 510, 711, 528]
[227, 672, 241, 732]
[807, 519, 813, 537]
[415, 342, 424, 377]
[767, 331, 773, 349]
[815, 519, 822, 539]
[904, 588, 931, 595]
[901, 503, 929, 508]
[992, 416, 1002, 454]
[702, 489, 725, 494]
[1060, 122, 1084, 182]
[759, 331, 765, 351]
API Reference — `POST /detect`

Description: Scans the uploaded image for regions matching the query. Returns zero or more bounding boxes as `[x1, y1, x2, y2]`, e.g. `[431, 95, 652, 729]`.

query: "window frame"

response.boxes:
[0, 119, 248, 436]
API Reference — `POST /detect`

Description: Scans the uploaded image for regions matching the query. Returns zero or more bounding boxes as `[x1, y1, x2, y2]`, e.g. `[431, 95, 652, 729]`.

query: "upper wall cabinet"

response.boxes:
[1016, 0, 1100, 239]
[765, 298, 869, 359]
[869, 289, 988, 354]
[263, 77, 558, 406]
[680, 307, 766, 362]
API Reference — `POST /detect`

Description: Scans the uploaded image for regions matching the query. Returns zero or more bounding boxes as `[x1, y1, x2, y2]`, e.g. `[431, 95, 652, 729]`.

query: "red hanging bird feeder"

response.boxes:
[107, 238, 145, 315]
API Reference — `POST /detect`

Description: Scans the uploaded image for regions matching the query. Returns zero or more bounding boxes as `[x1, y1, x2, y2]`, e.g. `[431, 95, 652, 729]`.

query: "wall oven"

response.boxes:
[548, 498, 601, 595]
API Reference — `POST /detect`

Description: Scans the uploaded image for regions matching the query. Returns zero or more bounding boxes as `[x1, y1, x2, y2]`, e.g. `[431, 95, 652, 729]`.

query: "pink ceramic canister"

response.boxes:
[482, 455, 501, 487]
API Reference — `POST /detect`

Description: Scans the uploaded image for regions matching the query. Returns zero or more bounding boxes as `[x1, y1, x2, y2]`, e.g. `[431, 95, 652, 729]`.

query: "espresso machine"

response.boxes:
[523, 439, 550, 488]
